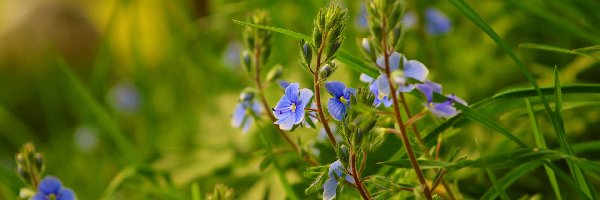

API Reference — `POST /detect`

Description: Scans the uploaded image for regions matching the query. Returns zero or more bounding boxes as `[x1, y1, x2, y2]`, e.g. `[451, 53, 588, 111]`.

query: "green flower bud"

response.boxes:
[266, 64, 283, 83]
[34, 153, 43, 171]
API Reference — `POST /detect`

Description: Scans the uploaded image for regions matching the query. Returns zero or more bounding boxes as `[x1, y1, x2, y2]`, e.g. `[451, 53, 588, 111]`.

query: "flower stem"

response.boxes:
[253, 43, 319, 166]
[312, 34, 338, 148]
[351, 151, 371, 200]
[380, 17, 433, 200]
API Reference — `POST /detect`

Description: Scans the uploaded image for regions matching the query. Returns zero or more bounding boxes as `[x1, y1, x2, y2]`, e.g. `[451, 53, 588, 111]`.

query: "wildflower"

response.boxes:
[360, 74, 393, 107]
[223, 41, 241, 68]
[376, 52, 429, 92]
[231, 92, 263, 133]
[109, 81, 140, 113]
[323, 160, 355, 200]
[356, 4, 368, 29]
[325, 81, 355, 121]
[425, 8, 452, 35]
[272, 83, 314, 130]
[416, 81, 467, 118]
[32, 176, 75, 200]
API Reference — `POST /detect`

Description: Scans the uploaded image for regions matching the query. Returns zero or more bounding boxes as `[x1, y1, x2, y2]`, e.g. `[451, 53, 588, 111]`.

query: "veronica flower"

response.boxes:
[110, 81, 140, 113]
[231, 92, 263, 134]
[425, 8, 452, 35]
[223, 41, 241, 68]
[375, 52, 429, 92]
[325, 81, 355, 121]
[323, 160, 355, 200]
[272, 83, 313, 130]
[356, 4, 368, 29]
[32, 176, 75, 200]
[416, 81, 467, 118]
[359, 74, 393, 108]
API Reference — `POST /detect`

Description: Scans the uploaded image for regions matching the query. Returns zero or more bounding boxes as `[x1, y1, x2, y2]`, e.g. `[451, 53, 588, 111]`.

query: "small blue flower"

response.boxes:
[325, 81, 355, 121]
[223, 41, 242, 68]
[232, 93, 263, 134]
[375, 52, 429, 92]
[323, 160, 355, 200]
[356, 4, 368, 29]
[402, 11, 417, 30]
[272, 83, 314, 130]
[32, 176, 75, 200]
[416, 81, 467, 118]
[425, 8, 452, 35]
[361, 74, 393, 108]
[110, 81, 140, 113]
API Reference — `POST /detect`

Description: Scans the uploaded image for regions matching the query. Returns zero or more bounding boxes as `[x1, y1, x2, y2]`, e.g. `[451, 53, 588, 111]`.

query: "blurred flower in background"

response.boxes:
[108, 81, 141, 114]
[222, 40, 241, 68]
[73, 125, 98, 153]
[402, 8, 452, 35]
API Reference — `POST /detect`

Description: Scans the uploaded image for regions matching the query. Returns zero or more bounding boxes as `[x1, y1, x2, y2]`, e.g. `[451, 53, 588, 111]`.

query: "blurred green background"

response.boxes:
[0, 0, 598, 199]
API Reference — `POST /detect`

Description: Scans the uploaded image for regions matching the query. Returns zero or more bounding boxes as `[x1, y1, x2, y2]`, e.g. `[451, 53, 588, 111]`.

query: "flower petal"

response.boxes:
[376, 55, 385, 69]
[375, 75, 390, 96]
[447, 94, 468, 106]
[398, 84, 416, 93]
[273, 96, 292, 119]
[325, 81, 346, 98]
[430, 101, 459, 118]
[57, 188, 75, 200]
[389, 52, 402, 71]
[294, 108, 305, 125]
[416, 81, 442, 102]
[32, 193, 46, 200]
[298, 89, 314, 107]
[285, 83, 300, 102]
[327, 98, 347, 121]
[242, 116, 253, 134]
[278, 80, 291, 90]
[323, 177, 338, 200]
[231, 103, 246, 128]
[360, 73, 374, 83]
[426, 8, 451, 35]
[251, 100, 263, 115]
[275, 112, 295, 130]
[39, 176, 62, 194]
[404, 60, 429, 81]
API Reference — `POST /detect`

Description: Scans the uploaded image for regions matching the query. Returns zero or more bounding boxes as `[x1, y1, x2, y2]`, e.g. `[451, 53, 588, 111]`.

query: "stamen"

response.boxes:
[290, 103, 297, 112]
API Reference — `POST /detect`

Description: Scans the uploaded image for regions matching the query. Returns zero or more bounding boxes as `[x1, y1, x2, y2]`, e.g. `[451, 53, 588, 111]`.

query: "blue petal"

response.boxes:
[294, 108, 305, 125]
[426, 8, 451, 35]
[278, 80, 291, 90]
[404, 60, 429, 81]
[376, 55, 385, 69]
[323, 178, 338, 200]
[447, 94, 468, 106]
[275, 112, 295, 130]
[402, 11, 417, 30]
[389, 52, 402, 71]
[32, 193, 46, 200]
[345, 174, 356, 185]
[273, 96, 292, 119]
[285, 83, 300, 103]
[242, 116, 253, 134]
[39, 176, 62, 194]
[251, 100, 263, 115]
[325, 81, 346, 98]
[398, 84, 416, 93]
[298, 89, 314, 107]
[375, 75, 390, 96]
[359, 73, 374, 83]
[383, 96, 393, 107]
[327, 98, 346, 121]
[57, 188, 75, 200]
[430, 101, 459, 118]
[416, 81, 442, 102]
[231, 103, 246, 128]
[329, 160, 344, 177]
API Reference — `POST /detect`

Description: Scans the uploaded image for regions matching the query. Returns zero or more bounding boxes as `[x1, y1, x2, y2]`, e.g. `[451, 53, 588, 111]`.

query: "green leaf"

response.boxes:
[519, 43, 599, 60]
[259, 156, 273, 171]
[525, 98, 562, 200]
[233, 19, 310, 41]
[485, 169, 510, 200]
[379, 149, 567, 170]
[480, 162, 541, 200]
[191, 182, 202, 200]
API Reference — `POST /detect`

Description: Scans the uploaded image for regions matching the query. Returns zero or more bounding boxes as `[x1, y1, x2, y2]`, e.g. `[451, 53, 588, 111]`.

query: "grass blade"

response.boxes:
[519, 43, 599, 61]
[484, 169, 510, 200]
[553, 68, 595, 199]
[525, 98, 562, 200]
[480, 162, 541, 200]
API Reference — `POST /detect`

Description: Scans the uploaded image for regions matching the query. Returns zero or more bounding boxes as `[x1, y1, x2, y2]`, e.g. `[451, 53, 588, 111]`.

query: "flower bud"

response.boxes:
[361, 38, 371, 54]
[338, 144, 350, 167]
[17, 165, 30, 180]
[266, 64, 283, 83]
[16, 153, 24, 165]
[239, 90, 256, 102]
[34, 153, 43, 171]
[301, 42, 312, 64]
[319, 62, 337, 80]
[241, 50, 252, 72]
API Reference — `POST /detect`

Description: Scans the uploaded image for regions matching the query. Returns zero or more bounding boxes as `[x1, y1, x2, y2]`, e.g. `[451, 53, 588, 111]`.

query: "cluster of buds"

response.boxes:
[340, 88, 379, 152]
[16, 143, 44, 187]
[365, 0, 406, 54]
[242, 10, 272, 72]
[311, 4, 348, 63]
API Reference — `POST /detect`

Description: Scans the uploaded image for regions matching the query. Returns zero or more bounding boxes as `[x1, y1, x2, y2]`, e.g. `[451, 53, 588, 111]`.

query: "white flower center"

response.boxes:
[290, 103, 297, 112]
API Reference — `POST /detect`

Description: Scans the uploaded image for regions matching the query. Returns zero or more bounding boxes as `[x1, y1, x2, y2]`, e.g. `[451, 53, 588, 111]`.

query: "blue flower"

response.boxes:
[356, 4, 368, 29]
[223, 41, 241, 68]
[110, 81, 140, 113]
[323, 160, 355, 200]
[416, 81, 467, 118]
[272, 83, 313, 130]
[325, 81, 355, 121]
[32, 176, 75, 200]
[232, 92, 263, 134]
[360, 74, 393, 108]
[425, 8, 452, 35]
[375, 52, 429, 92]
